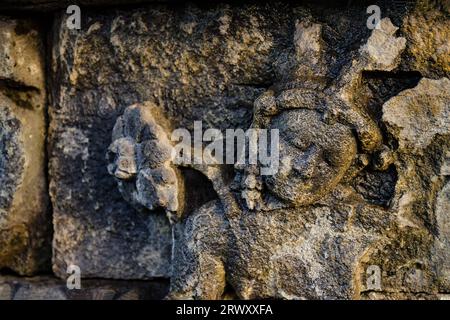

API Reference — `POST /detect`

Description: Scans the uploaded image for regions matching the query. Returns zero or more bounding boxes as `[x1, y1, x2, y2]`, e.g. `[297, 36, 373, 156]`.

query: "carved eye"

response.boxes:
[159, 168, 177, 184]
[114, 156, 137, 179]
[290, 137, 311, 151]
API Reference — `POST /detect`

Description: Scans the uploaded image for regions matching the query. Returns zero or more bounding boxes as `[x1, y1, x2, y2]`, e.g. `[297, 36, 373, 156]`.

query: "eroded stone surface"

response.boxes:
[0, 0, 166, 11]
[435, 181, 450, 291]
[383, 78, 450, 152]
[401, 6, 450, 77]
[358, 78, 450, 297]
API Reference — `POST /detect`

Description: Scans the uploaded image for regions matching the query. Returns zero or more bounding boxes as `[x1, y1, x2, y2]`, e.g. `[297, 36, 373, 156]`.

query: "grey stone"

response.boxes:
[358, 78, 450, 296]
[0, 1, 166, 12]
[106, 102, 183, 222]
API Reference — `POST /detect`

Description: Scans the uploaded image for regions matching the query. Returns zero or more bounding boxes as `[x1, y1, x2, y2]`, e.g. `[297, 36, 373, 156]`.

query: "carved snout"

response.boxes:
[107, 137, 137, 180]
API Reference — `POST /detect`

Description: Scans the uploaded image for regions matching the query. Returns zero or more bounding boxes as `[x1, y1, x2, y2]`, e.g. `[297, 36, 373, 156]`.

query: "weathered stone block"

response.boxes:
[0, 17, 50, 275]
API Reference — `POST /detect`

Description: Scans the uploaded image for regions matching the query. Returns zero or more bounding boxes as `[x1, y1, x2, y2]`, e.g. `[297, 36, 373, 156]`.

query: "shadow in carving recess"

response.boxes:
[353, 165, 398, 207]
[349, 71, 422, 207]
[180, 168, 219, 217]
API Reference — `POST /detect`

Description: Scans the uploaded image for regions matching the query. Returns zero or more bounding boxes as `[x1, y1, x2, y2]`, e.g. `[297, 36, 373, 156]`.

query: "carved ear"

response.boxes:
[328, 96, 383, 153]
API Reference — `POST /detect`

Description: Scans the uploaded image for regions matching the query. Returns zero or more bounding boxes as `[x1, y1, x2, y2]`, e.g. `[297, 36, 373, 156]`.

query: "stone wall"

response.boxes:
[0, 0, 449, 300]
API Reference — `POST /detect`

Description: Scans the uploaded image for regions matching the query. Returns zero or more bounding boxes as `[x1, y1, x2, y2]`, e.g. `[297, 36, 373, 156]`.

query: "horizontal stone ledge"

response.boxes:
[0, 275, 169, 300]
[0, 0, 393, 12]
[0, 0, 163, 11]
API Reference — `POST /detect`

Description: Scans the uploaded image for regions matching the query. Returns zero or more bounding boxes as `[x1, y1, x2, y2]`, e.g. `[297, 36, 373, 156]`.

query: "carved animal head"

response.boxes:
[106, 102, 184, 221]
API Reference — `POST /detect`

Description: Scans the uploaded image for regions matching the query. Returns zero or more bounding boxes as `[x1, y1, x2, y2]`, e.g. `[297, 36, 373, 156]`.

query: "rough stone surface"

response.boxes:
[0, 0, 166, 12]
[382, 78, 450, 152]
[401, 5, 450, 77]
[354, 61, 450, 299]
[381, 77, 450, 294]
[0, 17, 50, 275]
[434, 180, 450, 291]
